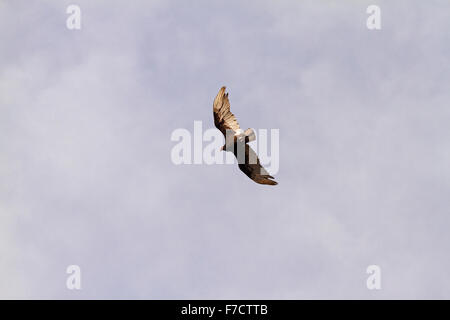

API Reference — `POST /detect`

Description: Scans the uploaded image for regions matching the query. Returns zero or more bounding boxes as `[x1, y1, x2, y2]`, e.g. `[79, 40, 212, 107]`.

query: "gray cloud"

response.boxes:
[1, 0, 449, 299]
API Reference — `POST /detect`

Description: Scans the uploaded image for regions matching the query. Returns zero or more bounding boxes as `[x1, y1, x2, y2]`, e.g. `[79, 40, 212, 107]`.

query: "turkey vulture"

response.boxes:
[213, 86, 278, 185]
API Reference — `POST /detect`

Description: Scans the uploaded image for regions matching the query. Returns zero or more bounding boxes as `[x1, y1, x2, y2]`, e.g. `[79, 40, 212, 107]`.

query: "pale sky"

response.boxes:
[1, 0, 450, 299]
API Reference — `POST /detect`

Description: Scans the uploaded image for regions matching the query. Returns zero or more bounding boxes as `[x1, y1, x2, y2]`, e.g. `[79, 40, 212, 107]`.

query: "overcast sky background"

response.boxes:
[1, 0, 450, 299]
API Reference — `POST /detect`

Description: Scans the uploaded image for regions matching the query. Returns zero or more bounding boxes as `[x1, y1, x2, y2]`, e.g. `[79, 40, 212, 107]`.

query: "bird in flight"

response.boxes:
[213, 86, 278, 185]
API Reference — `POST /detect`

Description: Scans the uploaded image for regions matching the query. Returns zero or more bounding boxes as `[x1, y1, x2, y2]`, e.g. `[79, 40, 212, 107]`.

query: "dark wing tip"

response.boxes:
[254, 175, 278, 185]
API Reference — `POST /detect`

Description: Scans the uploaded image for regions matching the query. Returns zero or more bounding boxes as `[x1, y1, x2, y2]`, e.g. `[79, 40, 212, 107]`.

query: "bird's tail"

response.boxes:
[244, 128, 256, 143]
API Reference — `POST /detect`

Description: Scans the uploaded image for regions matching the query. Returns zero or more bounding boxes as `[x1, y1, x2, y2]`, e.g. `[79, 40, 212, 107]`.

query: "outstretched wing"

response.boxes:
[213, 86, 241, 137]
[238, 144, 278, 185]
